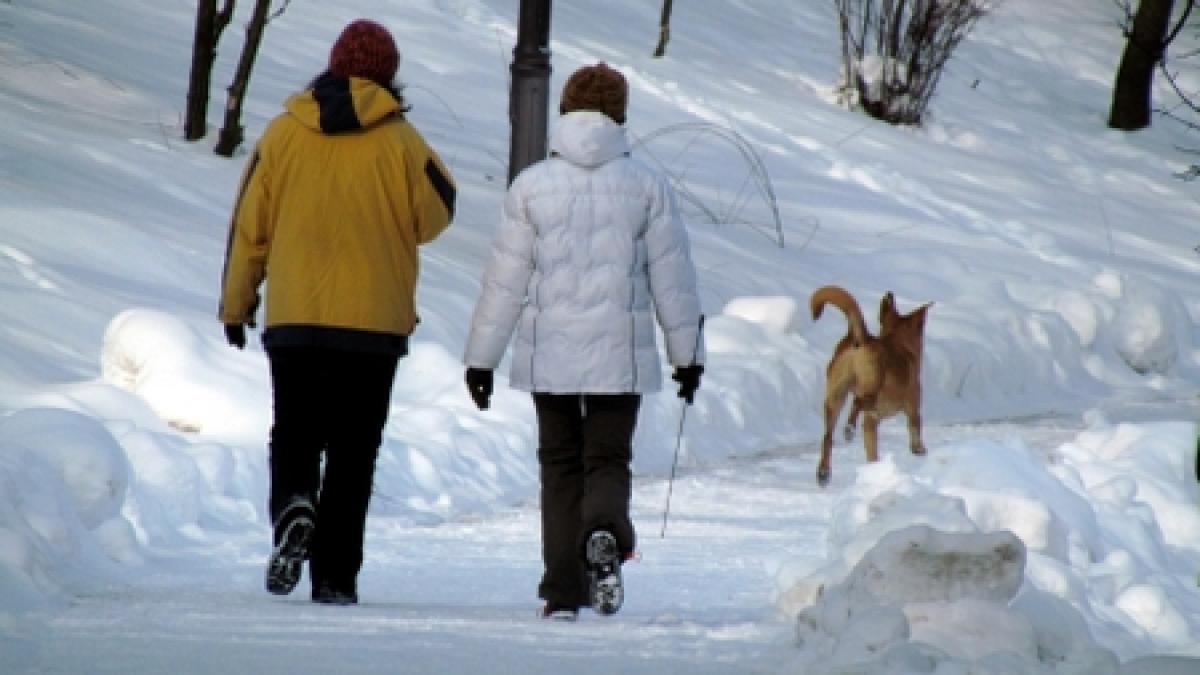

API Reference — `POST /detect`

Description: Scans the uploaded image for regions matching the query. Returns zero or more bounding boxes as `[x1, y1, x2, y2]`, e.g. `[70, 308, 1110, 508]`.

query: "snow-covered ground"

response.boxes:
[2, 0, 1200, 673]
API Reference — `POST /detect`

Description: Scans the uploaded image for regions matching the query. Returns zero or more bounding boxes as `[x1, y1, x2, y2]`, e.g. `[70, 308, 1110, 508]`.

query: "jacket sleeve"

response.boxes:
[463, 181, 536, 369]
[218, 148, 271, 325]
[645, 175, 705, 366]
[411, 131, 456, 245]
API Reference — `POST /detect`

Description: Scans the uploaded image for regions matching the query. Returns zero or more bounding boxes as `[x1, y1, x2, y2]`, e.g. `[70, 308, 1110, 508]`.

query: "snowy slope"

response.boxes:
[2, 0, 1200, 673]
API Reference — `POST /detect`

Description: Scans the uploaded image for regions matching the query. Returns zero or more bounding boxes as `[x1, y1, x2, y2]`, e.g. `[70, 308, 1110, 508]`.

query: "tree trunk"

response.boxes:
[1108, 0, 1176, 131]
[184, 0, 234, 141]
[653, 0, 674, 58]
[215, 0, 271, 157]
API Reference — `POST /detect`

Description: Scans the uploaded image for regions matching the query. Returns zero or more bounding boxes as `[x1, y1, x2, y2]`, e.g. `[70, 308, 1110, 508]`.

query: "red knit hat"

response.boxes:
[329, 19, 399, 86]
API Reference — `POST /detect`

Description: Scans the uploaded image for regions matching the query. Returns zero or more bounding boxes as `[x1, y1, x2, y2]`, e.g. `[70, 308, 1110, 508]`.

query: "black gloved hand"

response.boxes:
[671, 364, 704, 405]
[224, 323, 247, 350]
[465, 367, 493, 411]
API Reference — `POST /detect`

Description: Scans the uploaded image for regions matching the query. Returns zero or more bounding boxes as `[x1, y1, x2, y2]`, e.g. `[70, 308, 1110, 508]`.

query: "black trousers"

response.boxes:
[533, 393, 640, 608]
[267, 346, 398, 592]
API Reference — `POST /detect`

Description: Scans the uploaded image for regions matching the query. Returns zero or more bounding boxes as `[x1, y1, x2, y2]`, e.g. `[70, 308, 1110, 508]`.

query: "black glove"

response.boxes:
[465, 367, 493, 410]
[671, 365, 703, 405]
[224, 323, 247, 350]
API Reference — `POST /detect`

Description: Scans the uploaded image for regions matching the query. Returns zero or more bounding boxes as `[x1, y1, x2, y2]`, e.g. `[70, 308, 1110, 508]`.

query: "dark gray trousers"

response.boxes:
[533, 393, 640, 608]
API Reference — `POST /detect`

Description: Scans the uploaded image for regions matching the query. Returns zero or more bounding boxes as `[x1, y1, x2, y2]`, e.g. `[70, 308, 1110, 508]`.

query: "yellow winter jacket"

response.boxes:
[219, 74, 455, 353]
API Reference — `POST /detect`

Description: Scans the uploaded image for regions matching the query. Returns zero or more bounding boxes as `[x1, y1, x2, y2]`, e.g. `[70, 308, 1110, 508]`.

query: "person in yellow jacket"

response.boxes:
[219, 19, 455, 605]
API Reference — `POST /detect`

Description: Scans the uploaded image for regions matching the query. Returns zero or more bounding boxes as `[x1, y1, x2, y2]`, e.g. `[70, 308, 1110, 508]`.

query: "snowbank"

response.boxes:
[0, 408, 136, 613]
[777, 417, 1200, 673]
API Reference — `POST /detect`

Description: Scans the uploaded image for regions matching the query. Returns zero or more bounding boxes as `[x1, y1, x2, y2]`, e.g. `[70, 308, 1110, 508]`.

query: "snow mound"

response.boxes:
[840, 525, 1024, 607]
[792, 526, 1119, 674]
[0, 408, 138, 614]
[1106, 275, 1187, 377]
[779, 420, 1200, 673]
[722, 295, 803, 333]
[100, 308, 269, 439]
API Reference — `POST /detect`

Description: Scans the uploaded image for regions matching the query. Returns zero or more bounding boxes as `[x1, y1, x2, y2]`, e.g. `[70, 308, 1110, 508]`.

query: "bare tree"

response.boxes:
[1108, 0, 1195, 131]
[653, 0, 674, 58]
[214, 0, 288, 157]
[184, 0, 236, 141]
[835, 0, 992, 125]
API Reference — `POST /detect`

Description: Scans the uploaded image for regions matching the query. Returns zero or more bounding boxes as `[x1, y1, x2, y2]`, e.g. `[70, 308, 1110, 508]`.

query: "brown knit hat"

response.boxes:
[559, 63, 628, 124]
[329, 19, 399, 86]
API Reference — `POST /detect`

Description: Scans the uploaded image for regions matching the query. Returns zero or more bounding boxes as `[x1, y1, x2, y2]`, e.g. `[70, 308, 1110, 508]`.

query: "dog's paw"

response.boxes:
[842, 424, 856, 442]
[911, 445, 927, 456]
[816, 466, 831, 487]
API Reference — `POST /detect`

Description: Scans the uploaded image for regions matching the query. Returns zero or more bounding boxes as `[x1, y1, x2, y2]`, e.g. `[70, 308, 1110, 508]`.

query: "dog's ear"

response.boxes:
[879, 292, 898, 331]
[907, 302, 933, 326]
[882, 292, 898, 312]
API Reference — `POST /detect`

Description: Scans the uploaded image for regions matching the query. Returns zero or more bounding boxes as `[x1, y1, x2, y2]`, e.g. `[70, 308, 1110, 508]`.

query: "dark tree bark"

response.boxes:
[215, 0, 271, 157]
[653, 0, 674, 58]
[1109, 0, 1179, 131]
[184, 0, 235, 141]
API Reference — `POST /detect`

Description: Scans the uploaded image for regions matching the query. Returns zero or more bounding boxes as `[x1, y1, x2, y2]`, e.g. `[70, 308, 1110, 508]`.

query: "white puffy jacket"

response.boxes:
[464, 111, 704, 393]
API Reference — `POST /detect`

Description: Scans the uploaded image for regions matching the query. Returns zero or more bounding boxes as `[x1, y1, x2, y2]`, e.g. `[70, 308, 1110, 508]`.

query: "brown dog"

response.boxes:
[810, 285, 931, 486]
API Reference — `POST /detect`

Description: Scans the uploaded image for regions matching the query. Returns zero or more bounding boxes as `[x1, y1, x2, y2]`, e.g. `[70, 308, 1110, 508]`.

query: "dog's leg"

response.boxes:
[818, 388, 850, 487]
[862, 408, 881, 463]
[906, 404, 926, 456]
[844, 398, 860, 442]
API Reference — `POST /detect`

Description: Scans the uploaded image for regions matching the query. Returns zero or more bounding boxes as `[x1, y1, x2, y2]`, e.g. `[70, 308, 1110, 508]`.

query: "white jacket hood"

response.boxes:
[548, 111, 630, 168]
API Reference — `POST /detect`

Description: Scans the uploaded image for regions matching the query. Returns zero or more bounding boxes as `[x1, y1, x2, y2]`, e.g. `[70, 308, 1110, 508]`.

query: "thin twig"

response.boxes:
[631, 122, 787, 247]
[269, 0, 293, 22]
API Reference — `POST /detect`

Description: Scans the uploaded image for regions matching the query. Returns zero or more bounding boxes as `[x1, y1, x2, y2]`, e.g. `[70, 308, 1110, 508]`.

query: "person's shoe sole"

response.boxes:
[265, 514, 314, 595]
[540, 606, 579, 622]
[312, 589, 358, 606]
[586, 531, 623, 616]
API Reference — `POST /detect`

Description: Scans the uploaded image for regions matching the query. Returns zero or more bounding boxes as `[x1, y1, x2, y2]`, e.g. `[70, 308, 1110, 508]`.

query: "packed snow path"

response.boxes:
[0, 410, 1185, 674]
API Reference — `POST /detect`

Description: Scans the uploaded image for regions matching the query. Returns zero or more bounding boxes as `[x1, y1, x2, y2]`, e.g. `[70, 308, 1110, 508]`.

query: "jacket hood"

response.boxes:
[284, 73, 401, 134]
[548, 111, 629, 168]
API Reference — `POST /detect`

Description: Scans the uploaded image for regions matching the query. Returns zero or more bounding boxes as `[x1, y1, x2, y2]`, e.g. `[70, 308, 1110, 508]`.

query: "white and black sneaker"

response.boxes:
[265, 497, 316, 596]
[586, 530, 623, 616]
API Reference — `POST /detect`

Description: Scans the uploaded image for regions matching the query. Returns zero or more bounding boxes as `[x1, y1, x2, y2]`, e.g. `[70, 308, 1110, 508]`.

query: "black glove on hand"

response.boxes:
[465, 367, 493, 411]
[672, 365, 704, 405]
[224, 323, 247, 350]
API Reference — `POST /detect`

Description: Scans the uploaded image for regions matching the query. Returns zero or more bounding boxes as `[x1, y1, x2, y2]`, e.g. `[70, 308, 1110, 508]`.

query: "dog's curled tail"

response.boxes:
[810, 285, 869, 347]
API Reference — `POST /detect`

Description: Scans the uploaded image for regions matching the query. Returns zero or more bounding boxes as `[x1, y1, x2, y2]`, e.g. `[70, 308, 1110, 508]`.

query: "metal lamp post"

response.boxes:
[508, 0, 552, 185]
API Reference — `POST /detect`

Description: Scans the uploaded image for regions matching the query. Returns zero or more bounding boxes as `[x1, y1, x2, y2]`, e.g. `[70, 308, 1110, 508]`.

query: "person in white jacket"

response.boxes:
[463, 63, 704, 620]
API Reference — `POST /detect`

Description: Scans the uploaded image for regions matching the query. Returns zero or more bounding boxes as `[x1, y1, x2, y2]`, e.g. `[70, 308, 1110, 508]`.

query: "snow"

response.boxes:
[780, 420, 1200, 673]
[2, 0, 1200, 672]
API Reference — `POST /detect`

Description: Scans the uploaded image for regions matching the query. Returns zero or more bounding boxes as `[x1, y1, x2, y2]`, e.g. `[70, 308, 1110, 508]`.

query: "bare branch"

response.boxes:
[1163, 0, 1195, 48]
[836, 0, 989, 125]
[216, 0, 236, 34]
[1158, 60, 1200, 117]
[269, 0, 293, 22]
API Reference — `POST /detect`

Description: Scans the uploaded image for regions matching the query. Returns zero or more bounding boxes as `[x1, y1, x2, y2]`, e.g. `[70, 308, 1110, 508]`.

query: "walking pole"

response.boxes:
[661, 315, 704, 538]
[660, 403, 688, 538]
